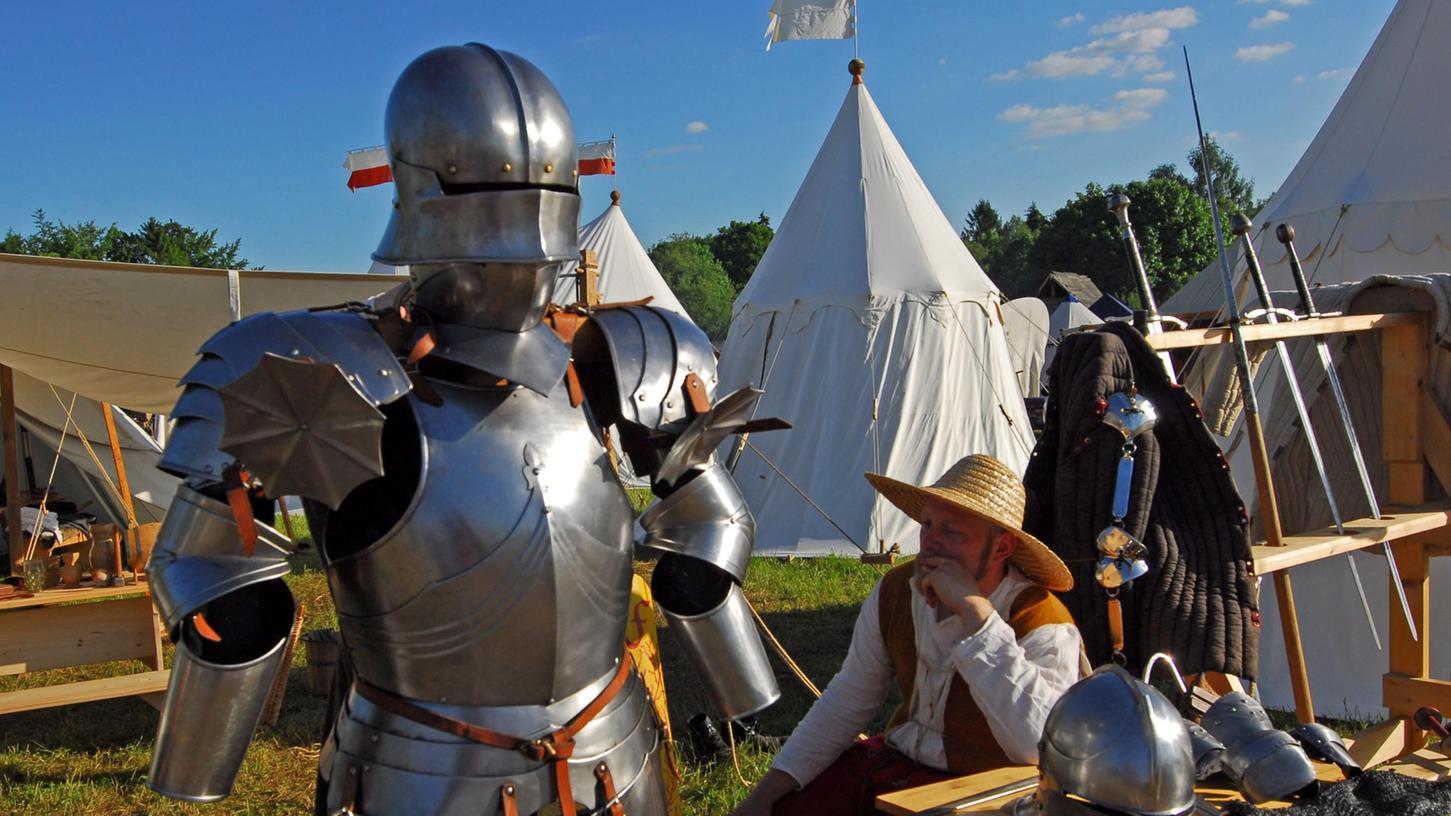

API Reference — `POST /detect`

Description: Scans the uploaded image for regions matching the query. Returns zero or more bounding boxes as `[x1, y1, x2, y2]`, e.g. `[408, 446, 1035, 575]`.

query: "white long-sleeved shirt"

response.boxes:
[770, 568, 1081, 787]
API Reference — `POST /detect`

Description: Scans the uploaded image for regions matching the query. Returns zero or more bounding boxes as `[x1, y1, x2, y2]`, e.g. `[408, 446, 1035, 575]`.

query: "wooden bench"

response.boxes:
[0, 581, 169, 715]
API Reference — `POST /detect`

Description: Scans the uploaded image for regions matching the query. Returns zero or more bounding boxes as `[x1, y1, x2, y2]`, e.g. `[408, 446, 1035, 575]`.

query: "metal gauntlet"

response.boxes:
[147, 484, 299, 801]
[641, 463, 780, 719]
[1202, 692, 1318, 803]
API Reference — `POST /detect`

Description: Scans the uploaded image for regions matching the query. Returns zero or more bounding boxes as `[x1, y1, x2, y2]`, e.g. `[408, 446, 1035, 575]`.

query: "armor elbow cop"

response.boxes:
[576, 305, 781, 720]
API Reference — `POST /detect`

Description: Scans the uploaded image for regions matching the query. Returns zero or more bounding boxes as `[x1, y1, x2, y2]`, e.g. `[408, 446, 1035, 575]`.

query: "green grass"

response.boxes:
[0, 514, 883, 815]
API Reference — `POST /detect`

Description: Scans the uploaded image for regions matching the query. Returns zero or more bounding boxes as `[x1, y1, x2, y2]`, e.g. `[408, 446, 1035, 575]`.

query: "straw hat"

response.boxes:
[865, 454, 1072, 592]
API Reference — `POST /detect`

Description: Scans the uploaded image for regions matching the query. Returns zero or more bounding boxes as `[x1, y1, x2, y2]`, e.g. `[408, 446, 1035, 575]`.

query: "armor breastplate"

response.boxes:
[314, 376, 635, 707]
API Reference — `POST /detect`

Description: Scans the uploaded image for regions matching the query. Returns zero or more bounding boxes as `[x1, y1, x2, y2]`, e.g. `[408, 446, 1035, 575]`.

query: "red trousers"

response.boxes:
[771, 736, 954, 816]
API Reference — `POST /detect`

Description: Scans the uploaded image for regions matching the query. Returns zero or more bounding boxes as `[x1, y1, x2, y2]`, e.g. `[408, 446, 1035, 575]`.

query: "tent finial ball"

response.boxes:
[610, 190, 621, 205]
[849, 58, 865, 84]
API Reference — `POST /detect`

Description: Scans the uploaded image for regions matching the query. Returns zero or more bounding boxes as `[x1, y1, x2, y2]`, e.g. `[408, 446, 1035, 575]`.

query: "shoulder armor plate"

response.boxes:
[574, 306, 717, 433]
[159, 309, 409, 481]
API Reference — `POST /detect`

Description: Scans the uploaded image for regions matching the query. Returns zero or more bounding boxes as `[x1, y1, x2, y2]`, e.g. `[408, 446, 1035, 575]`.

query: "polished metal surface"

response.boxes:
[277, 310, 412, 406]
[149, 612, 296, 802]
[320, 377, 636, 707]
[658, 583, 780, 720]
[655, 385, 763, 487]
[157, 416, 235, 481]
[1202, 691, 1317, 804]
[430, 321, 570, 395]
[576, 305, 720, 432]
[1186, 722, 1226, 780]
[218, 354, 387, 509]
[1111, 452, 1135, 521]
[148, 484, 292, 632]
[1107, 193, 1178, 383]
[1103, 392, 1158, 439]
[1290, 721, 1361, 776]
[322, 667, 664, 815]
[639, 461, 756, 583]
[1038, 665, 1196, 816]
[412, 263, 557, 332]
[373, 44, 580, 265]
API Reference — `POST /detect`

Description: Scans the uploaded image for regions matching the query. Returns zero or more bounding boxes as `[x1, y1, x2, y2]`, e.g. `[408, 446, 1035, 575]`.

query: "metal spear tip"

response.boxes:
[1107, 193, 1131, 225]
[1276, 223, 1295, 244]
[1230, 213, 1253, 237]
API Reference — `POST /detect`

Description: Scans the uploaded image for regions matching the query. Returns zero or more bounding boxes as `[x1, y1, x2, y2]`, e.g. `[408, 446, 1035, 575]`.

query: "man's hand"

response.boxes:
[729, 769, 797, 816]
[915, 556, 994, 631]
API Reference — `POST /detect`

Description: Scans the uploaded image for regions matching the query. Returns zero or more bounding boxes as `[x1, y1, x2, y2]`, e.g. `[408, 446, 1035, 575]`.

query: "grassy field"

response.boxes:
[0, 512, 886, 815]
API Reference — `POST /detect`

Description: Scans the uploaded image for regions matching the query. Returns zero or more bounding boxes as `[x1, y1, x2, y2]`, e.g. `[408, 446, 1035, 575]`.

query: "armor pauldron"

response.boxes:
[1202, 692, 1318, 803]
[574, 306, 718, 434]
[639, 462, 754, 582]
[148, 484, 292, 633]
[149, 586, 298, 802]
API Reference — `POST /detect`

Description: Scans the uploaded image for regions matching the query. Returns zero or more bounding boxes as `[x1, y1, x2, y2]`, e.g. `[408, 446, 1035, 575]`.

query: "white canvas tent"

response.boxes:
[1001, 297, 1050, 399]
[1042, 296, 1103, 390]
[1163, 0, 1451, 317]
[1166, 0, 1451, 718]
[715, 70, 1034, 556]
[552, 192, 692, 318]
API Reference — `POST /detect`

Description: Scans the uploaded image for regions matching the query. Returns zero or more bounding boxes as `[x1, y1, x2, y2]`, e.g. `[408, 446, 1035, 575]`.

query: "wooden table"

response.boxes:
[0, 580, 169, 715]
[876, 751, 1451, 815]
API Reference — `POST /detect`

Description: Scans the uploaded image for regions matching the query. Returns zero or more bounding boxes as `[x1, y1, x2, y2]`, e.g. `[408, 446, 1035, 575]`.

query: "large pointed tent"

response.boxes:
[553, 192, 691, 318]
[716, 62, 1034, 556]
[1164, 0, 1451, 317]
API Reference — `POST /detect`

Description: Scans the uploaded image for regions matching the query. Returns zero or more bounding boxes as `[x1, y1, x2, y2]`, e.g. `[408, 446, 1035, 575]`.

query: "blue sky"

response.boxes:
[1, 1, 1395, 272]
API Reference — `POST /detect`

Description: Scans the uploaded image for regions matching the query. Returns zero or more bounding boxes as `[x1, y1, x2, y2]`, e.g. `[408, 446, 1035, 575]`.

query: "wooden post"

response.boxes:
[2, 365, 22, 575]
[575, 248, 600, 307]
[276, 497, 297, 540]
[100, 402, 138, 583]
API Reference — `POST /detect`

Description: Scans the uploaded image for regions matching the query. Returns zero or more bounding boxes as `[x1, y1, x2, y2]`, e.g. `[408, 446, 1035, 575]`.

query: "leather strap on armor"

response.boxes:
[594, 762, 625, 816]
[355, 654, 634, 815]
[221, 464, 258, 557]
[500, 782, 519, 816]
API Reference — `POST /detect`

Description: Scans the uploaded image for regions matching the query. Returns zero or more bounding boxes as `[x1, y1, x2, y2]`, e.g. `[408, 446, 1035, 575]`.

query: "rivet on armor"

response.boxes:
[370, 734, 379, 743]
[379, 369, 389, 376]
[502, 162, 513, 173]
[439, 696, 447, 703]
[544, 162, 554, 173]
[597, 762, 608, 773]
[448, 164, 458, 174]
[637, 393, 646, 401]
[505, 785, 517, 796]
[666, 401, 675, 409]
[292, 349, 301, 356]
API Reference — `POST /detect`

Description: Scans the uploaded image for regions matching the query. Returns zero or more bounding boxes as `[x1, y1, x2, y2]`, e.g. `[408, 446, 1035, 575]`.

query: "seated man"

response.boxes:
[732, 454, 1081, 816]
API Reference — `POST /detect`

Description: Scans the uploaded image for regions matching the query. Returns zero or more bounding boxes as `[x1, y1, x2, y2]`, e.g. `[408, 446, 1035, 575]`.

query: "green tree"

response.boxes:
[1187, 136, 1255, 219]
[962, 199, 1002, 244]
[708, 214, 773, 292]
[649, 234, 737, 340]
[2, 210, 253, 269]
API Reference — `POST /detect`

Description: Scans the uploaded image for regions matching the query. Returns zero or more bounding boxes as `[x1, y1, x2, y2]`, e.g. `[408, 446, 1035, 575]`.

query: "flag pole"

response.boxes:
[611, 133, 618, 193]
[853, 0, 859, 59]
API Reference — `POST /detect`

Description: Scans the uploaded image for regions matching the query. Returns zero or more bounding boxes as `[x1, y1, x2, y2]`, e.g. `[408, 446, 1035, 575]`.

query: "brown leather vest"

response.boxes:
[877, 563, 1075, 774]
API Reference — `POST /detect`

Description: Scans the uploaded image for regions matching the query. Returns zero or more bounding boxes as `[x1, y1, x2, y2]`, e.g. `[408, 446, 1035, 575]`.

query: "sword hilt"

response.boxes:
[1276, 223, 1322, 320]
[1231, 214, 1277, 315]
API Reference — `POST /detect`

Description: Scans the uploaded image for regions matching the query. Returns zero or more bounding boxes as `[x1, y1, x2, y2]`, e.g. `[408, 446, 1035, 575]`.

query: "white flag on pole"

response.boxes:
[765, 0, 855, 51]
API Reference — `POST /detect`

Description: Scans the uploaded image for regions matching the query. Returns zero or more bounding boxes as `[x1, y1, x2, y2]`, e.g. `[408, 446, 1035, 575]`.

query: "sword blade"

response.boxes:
[1269, 337, 1345, 533]
[1341, 547, 1382, 651]
[1315, 339, 1380, 518]
[1384, 540, 1420, 642]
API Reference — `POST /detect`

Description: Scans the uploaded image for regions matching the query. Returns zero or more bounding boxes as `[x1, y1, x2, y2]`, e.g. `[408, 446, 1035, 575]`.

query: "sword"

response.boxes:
[916, 776, 1039, 815]
[1277, 223, 1419, 643]
[1231, 214, 1381, 647]
[1107, 193, 1179, 384]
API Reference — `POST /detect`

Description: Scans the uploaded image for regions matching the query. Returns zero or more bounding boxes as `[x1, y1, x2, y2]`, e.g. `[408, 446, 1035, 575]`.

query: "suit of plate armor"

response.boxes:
[145, 43, 779, 815]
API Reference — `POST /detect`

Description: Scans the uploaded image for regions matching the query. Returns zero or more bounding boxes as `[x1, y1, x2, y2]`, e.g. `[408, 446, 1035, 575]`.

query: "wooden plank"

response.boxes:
[1349, 717, 1413, 769]
[1382, 319, 1428, 505]
[2, 364, 22, 574]
[876, 765, 1037, 815]
[0, 582, 150, 611]
[1142, 311, 1420, 351]
[0, 670, 169, 715]
[0, 595, 158, 675]
[1419, 388, 1451, 498]
[1387, 539, 1430, 685]
[1250, 510, 1449, 574]
[1384, 675, 1451, 718]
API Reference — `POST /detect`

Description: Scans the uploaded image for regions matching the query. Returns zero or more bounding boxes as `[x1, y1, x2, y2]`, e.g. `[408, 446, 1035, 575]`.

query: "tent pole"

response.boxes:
[2, 365, 23, 575]
[100, 401, 138, 583]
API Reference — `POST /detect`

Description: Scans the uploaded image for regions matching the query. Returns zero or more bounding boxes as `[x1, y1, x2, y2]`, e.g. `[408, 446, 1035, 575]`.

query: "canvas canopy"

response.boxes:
[1001, 297, 1050, 399]
[715, 75, 1034, 556]
[0, 254, 405, 415]
[1164, 0, 1451, 317]
[552, 195, 691, 318]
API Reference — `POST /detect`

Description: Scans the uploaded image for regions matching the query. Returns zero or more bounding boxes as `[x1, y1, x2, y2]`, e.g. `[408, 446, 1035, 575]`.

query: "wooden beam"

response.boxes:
[0, 670, 169, 716]
[1420, 387, 1451, 498]
[1384, 675, 1451, 719]
[1250, 509, 1449, 574]
[0, 595, 160, 675]
[1382, 318, 1428, 506]
[1142, 311, 1421, 351]
[1387, 539, 1431, 685]
[2, 365, 21, 575]
[1349, 717, 1415, 770]
[100, 402, 137, 581]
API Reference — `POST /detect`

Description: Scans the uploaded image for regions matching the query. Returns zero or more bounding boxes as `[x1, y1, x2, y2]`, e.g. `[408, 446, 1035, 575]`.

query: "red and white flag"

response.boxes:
[578, 139, 616, 176]
[344, 146, 392, 191]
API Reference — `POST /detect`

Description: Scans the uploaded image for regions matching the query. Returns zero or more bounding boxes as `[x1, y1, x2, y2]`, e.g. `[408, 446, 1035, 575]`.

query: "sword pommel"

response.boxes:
[1230, 213, 1253, 237]
[1108, 193, 1132, 226]
[1276, 223, 1295, 244]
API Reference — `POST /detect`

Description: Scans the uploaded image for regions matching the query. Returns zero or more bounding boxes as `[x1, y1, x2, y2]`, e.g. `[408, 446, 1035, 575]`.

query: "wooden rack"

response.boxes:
[1143, 308, 1448, 764]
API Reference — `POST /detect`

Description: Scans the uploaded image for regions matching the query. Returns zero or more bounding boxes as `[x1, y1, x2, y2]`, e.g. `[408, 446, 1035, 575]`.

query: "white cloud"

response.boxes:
[1058, 12, 1085, 27]
[1088, 28, 1172, 53]
[1250, 9, 1290, 28]
[938, 56, 949, 66]
[1317, 67, 1353, 80]
[1092, 6, 1199, 34]
[642, 144, 703, 158]
[1211, 129, 1243, 140]
[1294, 74, 1308, 83]
[1022, 51, 1119, 79]
[999, 87, 1168, 137]
[1238, 0, 1310, 4]
[1143, 70, 1175, 82]
[1130, 54, 1165, 72]
[684, 121, 709, 135]
[1235, 42, 1294, 62]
